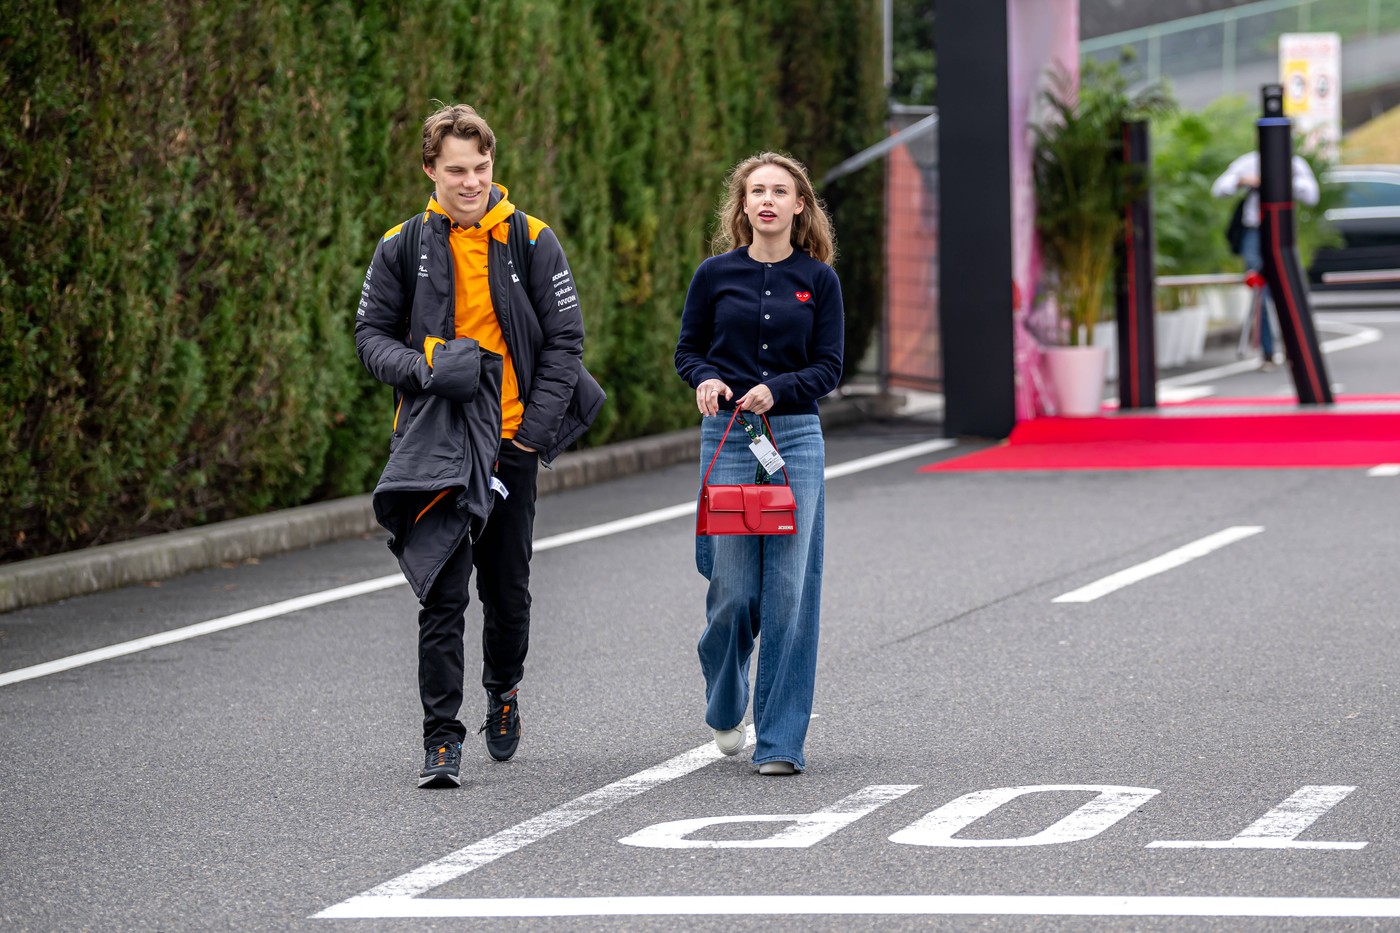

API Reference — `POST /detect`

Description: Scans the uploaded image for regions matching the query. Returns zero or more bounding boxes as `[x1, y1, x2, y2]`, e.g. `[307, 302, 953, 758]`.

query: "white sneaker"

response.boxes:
[758, 761, 796, 776]
[712, 726, 745, 756]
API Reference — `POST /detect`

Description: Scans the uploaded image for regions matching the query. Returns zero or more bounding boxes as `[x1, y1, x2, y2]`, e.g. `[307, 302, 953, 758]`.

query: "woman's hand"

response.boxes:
[696, 378, 733, 416]
[736, 383, 773, 414]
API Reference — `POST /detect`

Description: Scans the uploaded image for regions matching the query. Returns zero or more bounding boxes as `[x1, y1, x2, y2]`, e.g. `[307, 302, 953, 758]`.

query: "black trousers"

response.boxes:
[418, 442, 539, 747]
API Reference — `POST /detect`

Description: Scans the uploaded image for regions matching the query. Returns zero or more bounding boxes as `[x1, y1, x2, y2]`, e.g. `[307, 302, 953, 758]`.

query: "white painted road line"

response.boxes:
[1052, 526, 1265, 604]
[522, 439, 957, 550]
[822, 438, 958, 479]
[0, 576, 409, 688]
[1156, 318, 1381, 390]
[1369, 464, 1400, 477]
[314, 728, 757, 916]
[314, 894, 1400, 919]
[2, 437, 955, 689]
[619, 784, 921, 849]
[1317, 319, 1383, 355]
[1148, 786, 1365, 850]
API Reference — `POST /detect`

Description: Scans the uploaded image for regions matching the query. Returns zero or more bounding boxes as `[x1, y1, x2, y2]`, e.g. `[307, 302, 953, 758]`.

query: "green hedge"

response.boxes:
[1, 0, 885, 561]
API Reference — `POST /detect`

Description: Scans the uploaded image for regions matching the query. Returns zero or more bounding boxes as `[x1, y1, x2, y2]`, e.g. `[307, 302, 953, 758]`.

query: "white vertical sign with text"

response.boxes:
[1280, 32, 1341, 159]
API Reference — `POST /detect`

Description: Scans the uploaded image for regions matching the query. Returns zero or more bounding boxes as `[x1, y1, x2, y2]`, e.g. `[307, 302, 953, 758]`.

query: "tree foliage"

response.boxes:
[1, 0, 886, 560]
[891, 0, 936, 106]
[1032, 58, 1174, 345]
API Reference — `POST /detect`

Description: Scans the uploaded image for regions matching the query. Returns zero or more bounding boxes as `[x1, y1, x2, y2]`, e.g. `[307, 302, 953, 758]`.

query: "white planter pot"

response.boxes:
[1043, 345, 1110, 416]
[1092, 320, 1118, 383]
[1203, 284, 1251, 327]
[1155, 312, 1183, 369]
[1181, 305, 1209, 362]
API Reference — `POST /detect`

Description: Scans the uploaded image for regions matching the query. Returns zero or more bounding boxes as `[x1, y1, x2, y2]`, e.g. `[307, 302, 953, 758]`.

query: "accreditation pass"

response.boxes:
[748, 434, 785, 474]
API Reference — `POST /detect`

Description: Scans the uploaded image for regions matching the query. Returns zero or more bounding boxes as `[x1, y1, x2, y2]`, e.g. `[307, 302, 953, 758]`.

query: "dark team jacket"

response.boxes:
[355, 184, 604, 598]
[674, 246, 844, 416]
[356, 184, 604, 461]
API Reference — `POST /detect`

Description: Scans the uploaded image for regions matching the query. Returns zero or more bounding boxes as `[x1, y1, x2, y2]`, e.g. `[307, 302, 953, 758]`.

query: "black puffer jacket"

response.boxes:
[371, 340, 502, 597]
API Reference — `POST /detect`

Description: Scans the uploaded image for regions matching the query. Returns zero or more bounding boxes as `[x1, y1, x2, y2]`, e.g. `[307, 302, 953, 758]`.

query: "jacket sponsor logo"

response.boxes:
[357, 265, 373, 316]
[552, 270, 570, 282]
[512, 274, 521, 284]
[795, 291, 811, 302]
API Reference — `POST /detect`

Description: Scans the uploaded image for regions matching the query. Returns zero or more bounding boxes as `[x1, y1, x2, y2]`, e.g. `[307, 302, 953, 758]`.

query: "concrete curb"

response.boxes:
[0, 398, 877, 614]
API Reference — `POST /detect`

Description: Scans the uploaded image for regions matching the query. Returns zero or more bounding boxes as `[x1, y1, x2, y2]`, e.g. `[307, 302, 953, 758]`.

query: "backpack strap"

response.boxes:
[395, 211, 424, 309]
[507, 209, 531, 283]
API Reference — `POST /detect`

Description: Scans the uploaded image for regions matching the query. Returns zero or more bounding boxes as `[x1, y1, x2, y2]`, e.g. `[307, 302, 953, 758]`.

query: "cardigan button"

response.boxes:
[764, 314, 770, 319]
[764, 290, 771, 296]
[762, 344, 768, 349]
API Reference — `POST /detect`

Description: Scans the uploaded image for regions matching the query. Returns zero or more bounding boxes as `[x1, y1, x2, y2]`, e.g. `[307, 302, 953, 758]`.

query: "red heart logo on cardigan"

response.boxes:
[795, 291, 811, 302]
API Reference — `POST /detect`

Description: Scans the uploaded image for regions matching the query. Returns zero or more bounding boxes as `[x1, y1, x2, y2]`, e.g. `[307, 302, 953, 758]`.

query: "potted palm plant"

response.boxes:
[1033, 58, 1172, 414]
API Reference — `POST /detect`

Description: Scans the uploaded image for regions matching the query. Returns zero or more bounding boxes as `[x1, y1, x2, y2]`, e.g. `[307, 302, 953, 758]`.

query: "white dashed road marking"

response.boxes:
[1053, 526, 1265, 603]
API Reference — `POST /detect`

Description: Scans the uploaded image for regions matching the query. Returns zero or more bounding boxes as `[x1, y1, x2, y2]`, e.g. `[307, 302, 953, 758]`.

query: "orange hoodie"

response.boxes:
[426, 187, 524, 438]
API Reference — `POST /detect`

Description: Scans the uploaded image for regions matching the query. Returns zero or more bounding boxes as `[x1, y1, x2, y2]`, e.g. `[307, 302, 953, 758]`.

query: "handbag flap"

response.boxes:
[706, 485, 796, 531]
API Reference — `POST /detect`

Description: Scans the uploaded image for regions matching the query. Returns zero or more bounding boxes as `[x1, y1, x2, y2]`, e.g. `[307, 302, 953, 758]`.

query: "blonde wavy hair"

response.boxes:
[712, 151, 836, 265]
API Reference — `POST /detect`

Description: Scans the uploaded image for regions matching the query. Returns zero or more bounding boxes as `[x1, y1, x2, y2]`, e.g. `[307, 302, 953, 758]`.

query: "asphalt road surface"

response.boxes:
[4, 311, 1400, 932]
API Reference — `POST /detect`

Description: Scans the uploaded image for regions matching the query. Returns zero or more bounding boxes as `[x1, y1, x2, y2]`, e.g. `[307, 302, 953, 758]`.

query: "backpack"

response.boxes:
[1225, 195, 1247, 256]
[394, 208, 532, 307]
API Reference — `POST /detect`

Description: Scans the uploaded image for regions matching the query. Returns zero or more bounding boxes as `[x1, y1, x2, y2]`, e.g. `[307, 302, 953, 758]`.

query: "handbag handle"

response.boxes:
[703, 408, 790, 487]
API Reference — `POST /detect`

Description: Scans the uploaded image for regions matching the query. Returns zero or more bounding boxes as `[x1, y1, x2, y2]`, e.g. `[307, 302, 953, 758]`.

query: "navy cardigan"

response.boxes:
[674, 247, 844, 416]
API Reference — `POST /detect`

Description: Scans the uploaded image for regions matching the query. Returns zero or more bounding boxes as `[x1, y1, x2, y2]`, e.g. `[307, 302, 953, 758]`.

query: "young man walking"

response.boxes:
[355, 104, 604, 788]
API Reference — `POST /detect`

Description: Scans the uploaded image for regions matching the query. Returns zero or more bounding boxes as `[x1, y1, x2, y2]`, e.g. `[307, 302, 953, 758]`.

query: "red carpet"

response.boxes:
[923, 396, 1400, 472]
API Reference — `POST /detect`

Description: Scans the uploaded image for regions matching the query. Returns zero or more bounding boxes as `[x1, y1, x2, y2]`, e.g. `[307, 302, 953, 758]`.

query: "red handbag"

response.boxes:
[696, 409, 797, 536]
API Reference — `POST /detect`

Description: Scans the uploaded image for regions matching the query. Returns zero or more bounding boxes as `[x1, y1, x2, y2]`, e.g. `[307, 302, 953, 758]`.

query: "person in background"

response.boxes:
[674, 152, 844, 776]
[1213, 150, 1320, 371]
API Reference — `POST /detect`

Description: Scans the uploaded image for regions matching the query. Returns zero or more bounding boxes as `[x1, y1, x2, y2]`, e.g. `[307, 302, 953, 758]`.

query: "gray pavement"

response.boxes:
[3, 308, 1399, 931]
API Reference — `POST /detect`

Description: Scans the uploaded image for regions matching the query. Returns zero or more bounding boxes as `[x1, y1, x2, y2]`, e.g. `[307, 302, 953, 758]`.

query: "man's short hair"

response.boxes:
[422, 104, 496, 166]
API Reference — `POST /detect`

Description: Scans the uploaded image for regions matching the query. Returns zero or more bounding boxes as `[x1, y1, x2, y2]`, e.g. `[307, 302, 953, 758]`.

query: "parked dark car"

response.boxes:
[1309, 164, 1400, 288]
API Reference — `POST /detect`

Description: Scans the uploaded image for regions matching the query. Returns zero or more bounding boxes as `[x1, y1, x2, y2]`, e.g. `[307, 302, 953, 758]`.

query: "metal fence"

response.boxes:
[1081, 0, 1400, 109]
[880, 107, 942, 392]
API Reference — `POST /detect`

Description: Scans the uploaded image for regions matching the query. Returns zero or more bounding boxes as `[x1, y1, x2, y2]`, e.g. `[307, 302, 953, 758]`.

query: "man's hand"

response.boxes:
[510, 439, 537, 453]
[696, 378, 733, 416]
[736, 384, 774, 415]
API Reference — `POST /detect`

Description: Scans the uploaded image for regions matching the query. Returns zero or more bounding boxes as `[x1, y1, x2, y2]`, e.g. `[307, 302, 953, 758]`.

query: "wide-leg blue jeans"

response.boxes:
[695, 412, 825, 771]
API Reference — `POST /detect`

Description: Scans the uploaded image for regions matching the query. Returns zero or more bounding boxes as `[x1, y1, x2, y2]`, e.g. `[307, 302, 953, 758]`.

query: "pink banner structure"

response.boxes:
[1008, 0, 1079, 420]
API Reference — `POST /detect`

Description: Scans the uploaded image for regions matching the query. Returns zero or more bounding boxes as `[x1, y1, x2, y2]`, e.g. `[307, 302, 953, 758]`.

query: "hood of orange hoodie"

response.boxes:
[425, 183, 516, 231]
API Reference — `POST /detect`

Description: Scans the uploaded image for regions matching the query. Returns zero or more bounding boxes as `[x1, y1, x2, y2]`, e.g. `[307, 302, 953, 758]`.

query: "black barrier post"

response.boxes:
[936, 1, 1016, 438]
[1114, 119, 1157, 409]
[1257, 84, 1333, 404]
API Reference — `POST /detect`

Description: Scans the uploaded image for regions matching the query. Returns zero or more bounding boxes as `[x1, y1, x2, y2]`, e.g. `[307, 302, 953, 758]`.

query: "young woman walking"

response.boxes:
[674, 152, 844, 775]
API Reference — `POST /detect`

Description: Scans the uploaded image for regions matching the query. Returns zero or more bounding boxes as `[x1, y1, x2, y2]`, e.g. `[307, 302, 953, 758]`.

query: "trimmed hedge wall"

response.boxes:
[1, 0, 885, 561]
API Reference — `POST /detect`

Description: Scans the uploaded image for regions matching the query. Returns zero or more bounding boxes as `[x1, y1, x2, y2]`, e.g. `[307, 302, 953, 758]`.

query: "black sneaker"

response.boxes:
[419, 741, 463, 788]
[478, 688, 522, 761]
